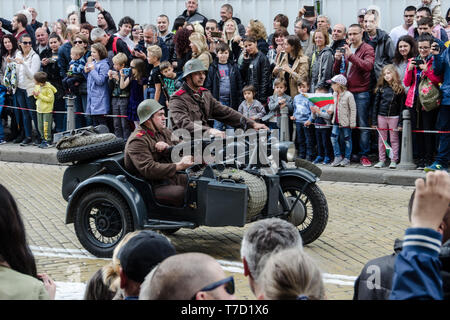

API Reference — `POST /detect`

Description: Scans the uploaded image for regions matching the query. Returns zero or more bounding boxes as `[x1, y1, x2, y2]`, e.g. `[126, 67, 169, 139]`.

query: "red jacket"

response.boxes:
[333, 42, 375, 93]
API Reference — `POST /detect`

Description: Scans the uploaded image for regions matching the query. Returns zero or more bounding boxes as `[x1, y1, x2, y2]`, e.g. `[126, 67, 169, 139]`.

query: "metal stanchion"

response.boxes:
[65, 96, 76, 131]
[280, 106, 289, 142]
[398, 109, 417, 170]
[167, 108, 172, 129]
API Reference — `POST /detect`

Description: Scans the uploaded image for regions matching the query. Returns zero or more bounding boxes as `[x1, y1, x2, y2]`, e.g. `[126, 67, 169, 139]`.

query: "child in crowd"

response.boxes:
[291, 78, 315, 161]
[146, 45, 164, 106]
[238, 85, 266, 122]
[263, 78, 293, 130]
[159, 61, 178, 99]
[327, 75, 357, 167]
[372, 65, 406, 169]
[121, 58, 147, 128]
[305, 85, 333, 165]
[108, 52, 131, 140]
[62, 46, 86, 96]
[205, 42, 243, 131]
[32, 71, 57, 149]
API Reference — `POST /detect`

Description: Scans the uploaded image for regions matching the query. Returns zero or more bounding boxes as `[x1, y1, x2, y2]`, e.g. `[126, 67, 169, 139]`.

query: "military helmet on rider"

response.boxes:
[182, 58, 208, 79]
[137, 99, 165, 125]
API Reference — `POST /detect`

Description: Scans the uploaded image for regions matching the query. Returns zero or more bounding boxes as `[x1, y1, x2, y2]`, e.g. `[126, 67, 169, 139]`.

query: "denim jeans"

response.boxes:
[213, 101, 234, 132]
[0, 105, 3, 140]
[353, 91, 371, 156]
[435, 105, 450, 167]
[315, 128, 332, 158]
[295, 122, 314, 159]
[331, 125, 352, 159]
[53, 98, 66, 133]
[15, 88, 40, 139]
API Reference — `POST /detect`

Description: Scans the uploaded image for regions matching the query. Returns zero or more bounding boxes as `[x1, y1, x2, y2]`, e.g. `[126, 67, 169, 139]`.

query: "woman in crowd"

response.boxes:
[80, 23, 94, 44]
[403, 34, 443, 169]
[39, 32, 65, 133]
[309, 29, 334, 92]
[393, 35, 418, 90]
[67, 11, 80, 26]
[273, 35, 309, 98]
[222, 19, 242, 63]
[267, 27, 289, 72]
[173, 27, 193, 75]
[267, 14, 289, 47]
[54, 20, 68, 43]
[0, 34, 21, 142]
[73, 33, 92, 126]
[189, 31, 212, 70]
[246, 19, 269, 55]
[130, 24, 143, 49]
[15, 33, 41, 146]
[0, 184, 56, 300]
[84, 43, 110, 126]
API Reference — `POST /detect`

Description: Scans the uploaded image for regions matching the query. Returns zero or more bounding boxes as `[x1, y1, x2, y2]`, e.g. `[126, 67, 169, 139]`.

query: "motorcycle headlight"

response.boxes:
[287, 143, 296, 162]
[277, 141, 296, 162]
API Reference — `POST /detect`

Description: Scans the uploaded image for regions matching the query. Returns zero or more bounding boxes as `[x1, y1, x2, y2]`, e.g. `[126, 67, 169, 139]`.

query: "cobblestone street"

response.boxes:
[0, 161, 414, 300]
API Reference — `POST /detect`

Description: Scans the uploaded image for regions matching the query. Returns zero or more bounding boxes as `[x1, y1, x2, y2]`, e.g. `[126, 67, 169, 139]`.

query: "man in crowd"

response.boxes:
[80, 0, 117, 35]
[139, 252, 236, 300]
[118, 230, 176, 300]
[35, 27, 49, 55]
[240, 218, 304, 298]
[169, 59, 268, 138]
[217, 3, 246, 37]
[294, 18, 314, 60]
[357, 8, 367, 28]
[389, 6, 417, 47]
[114, 16, 135, 51]
[333, 24, 375, 167]
[317, 14, 332, 43]
[331, 24, 347, 54]
[0, 13, 37, 49]
[57, 24, 80, 79]
[90, 27, 133, 65]
[134, 24, 169, 63]
[27, 7, 43, 32]
[177, 0, 208, 29]
[409, 6, 448, 42]
[157, 14, 175, 63]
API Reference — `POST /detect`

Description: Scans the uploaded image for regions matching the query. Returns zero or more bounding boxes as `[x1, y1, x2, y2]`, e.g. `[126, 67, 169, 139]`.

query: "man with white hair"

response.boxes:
[26, 7, 43, 32]
[177, 0, 208, 29]
[35, 27, 49, 54]
[240, 218, 304, 298]
[133, 24, 169, 62]
[91, 27, 132, 65]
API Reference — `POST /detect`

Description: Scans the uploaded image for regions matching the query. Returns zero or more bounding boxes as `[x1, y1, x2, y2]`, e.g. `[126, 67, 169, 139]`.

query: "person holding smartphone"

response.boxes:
[403, 34, 443, 170]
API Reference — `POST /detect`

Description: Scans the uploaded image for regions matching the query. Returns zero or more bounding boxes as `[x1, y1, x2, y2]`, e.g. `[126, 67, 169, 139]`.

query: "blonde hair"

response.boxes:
[192, 21, 205, 34]
[223, 19, 239, 42]
[374, 64, 404, 95]
[147, 45, 162, 60]
[189, 32, 209, 57]
[70, 46, 85, 58]
[101, 231, 141, 296]
[259, 248, 325, 300]
[112, 52, 128, 66]
[248, 19, 267, 40]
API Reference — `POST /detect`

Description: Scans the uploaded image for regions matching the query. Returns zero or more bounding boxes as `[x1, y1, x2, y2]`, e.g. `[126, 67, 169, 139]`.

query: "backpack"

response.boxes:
[418, 75, 441, 112]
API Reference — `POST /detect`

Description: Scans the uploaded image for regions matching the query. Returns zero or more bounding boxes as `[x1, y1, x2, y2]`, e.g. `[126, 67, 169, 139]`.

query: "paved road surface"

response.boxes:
[0, 162, 414, 300]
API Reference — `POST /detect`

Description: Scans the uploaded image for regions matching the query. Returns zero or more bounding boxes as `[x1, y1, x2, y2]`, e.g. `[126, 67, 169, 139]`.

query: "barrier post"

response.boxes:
[280, 105, 289, 142]
[65, 96, 76, 131]
[397, 109, 417, 170]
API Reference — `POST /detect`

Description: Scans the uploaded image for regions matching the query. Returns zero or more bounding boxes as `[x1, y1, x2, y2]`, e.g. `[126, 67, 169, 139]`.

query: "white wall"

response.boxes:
[1, 0, 449, 36]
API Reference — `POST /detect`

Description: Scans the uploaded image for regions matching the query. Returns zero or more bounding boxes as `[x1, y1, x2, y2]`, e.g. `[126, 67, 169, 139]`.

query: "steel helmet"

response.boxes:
[182, 58, 208, 79]
[137, 99, 164, 125]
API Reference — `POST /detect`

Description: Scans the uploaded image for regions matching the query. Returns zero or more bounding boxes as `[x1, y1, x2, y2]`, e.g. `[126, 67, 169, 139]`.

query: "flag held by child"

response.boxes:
[376, 128, 394, 160]
[303, 93, 334, 108]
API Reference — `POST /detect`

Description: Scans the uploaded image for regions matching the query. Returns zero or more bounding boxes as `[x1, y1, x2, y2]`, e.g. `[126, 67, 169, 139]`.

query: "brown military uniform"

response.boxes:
[169, 83, 256, 134]
[124, 124, 186, 207]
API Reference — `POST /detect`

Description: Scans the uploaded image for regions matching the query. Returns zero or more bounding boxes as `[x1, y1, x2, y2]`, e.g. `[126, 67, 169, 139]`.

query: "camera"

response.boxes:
[414, 57, 424, 65]
[122, 68, 131, 76]
[339, 48, 346, 54]
[48, 58, 57, 63]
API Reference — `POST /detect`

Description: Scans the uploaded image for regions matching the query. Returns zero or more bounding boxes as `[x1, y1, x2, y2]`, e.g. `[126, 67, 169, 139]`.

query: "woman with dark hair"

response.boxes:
[173, 27, 193, 75]
[267, 14, 289, 47]
[130, 24, 143, 49]
[0, 34, 21, 142]
[273, 35, 309, 98]
[267, 27, 289, 69]
[0, 184, 56, 299]
[80, 23, 94, 44]
[393, 35, 418, 90]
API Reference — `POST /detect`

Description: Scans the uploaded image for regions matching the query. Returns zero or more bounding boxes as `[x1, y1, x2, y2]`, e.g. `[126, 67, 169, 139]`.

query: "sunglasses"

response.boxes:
[191, 276, 235, 300]
[21, 41, 32, 45]
[74, 40, 84, 44]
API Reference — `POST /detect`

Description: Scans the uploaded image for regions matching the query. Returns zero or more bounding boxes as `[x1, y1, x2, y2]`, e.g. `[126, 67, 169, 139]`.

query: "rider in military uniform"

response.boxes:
[169, 59, 268, 137]
[124, 99, 193, 207]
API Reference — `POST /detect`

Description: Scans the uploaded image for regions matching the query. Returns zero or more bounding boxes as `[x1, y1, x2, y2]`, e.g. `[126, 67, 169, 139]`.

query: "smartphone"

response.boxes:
[86, 1, 96, 12]
[304, 5, 315, 17]
[210, 31, 222, 38]
[414, 58, 424, 65]
[122, 68, 131, 76]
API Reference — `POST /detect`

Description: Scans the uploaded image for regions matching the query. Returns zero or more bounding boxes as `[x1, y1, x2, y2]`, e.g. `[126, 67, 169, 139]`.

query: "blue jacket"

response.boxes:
[390, 228, 443, 300]
[84, 59, 110, 115]
[293, 94, 314, 123]
[69, 56, 87, 75]
[433, 46, 450, 106]
[57, 42, 72, 78]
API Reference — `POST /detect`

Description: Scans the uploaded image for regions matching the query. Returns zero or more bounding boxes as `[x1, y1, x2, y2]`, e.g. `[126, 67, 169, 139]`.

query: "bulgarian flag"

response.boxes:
[303, 93, 334, 108]
[377, 128, 394, 160]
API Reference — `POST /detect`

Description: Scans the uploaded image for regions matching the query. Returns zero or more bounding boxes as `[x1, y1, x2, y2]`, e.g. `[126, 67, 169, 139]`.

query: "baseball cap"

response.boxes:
[118, 230, 176, 283]
[358, 8, 367, 17]
[327, 74, 347, 86]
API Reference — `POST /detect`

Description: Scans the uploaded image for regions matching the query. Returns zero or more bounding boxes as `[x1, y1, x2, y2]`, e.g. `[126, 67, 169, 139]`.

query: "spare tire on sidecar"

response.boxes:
[56, 125, 125, 163]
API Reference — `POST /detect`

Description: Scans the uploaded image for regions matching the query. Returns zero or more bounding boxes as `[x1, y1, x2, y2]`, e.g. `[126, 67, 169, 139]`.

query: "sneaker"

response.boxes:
[313, 156, 324, 164]
[39, 140, 50, 149]
[424, 162, 447, 172]
[351, 154, 360, 163]
[340, 158, 350, 167]
[389, 162, 397, 169]
[33, 137, 42, 146]
[13, 135, 24, 144]
[374, 161, 386, 168]
[0, 139, 6, 145]
[20, 137, 32, 146]
[360, 156, 372, 167]
[331, 156, 343, 167]
[323, 156, 332, 165]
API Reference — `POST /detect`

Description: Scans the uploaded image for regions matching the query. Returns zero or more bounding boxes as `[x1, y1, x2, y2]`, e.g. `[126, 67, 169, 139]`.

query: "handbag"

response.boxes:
[418, 75, 441, 112]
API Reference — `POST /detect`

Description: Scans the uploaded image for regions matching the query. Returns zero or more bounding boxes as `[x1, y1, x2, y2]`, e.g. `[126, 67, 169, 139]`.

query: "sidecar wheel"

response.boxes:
[280, 179, 328, 245]
[74, 188, 134, 258]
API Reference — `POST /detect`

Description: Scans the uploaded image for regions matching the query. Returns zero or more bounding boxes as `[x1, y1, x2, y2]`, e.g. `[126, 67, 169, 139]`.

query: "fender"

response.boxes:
[65, 174, 147, 228]
[278, 167, 318, 186]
